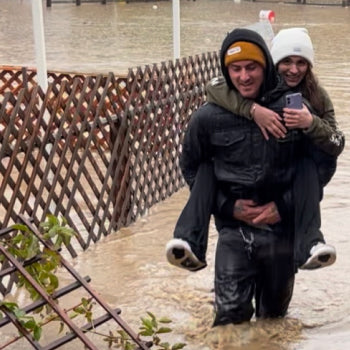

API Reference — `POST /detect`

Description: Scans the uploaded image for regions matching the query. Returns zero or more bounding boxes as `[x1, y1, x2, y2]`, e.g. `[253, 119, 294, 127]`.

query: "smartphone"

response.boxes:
[285, 92, 303, 109]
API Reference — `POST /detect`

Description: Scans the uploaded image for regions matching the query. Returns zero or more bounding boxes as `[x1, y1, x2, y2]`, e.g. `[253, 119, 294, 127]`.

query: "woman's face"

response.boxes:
[277, 55, 309, 88]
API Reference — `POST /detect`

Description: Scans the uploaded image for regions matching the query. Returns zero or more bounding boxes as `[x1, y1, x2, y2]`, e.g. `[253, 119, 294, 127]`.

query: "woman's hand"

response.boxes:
[252, 104, 287, 140]
[283, 104, 313, 129]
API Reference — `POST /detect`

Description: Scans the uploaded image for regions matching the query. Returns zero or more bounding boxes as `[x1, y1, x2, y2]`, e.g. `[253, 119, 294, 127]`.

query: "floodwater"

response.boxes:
[1, 0, 350, 349]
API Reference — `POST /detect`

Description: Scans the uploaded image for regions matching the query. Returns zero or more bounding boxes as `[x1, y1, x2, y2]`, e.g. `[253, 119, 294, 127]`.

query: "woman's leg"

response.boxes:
[294, 157, 336, 269]
[166, 162, 216, 271]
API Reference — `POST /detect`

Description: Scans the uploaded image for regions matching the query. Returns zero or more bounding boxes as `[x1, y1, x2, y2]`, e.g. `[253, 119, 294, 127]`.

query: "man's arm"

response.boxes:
[206, 76, 286, 140]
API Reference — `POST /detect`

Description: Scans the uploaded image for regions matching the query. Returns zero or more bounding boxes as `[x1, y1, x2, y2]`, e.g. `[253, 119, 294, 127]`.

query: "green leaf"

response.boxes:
[46, 228, 57, 238]
[125, 343, 136, 350]
[11, 224, 30, 232]
[159, 317, 172, 324]
[157, 327, 172, 334]
[54, 236, 63, 249]
[0, 301, 18, 310]
[117, 330, 130, 340]
[81, 297, 90, 307]
[12, 233, 24, 244]
[33, 325, 42, 341]
[73, 306, 85, 314]
[85, 310, 93, 323]
[139, 329, 154, 337]
[47, 214, 59, 226]
[13, 308, 26, 319]
[146, 311, 156, 321]
[48, 273, 59, 290]
[23, 319, 37, 330]
[171, 343, 187, 349]
[59, 322, 65, 334]
[140, 317, 154, 330]
[60, 216, 68, 226]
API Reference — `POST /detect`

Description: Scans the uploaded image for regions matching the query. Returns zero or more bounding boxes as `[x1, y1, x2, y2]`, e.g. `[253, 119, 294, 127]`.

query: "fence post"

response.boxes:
[21, 67, 28, 90]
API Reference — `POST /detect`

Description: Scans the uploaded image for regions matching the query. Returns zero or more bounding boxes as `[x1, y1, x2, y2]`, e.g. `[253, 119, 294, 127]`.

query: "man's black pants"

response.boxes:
[213, 224, 295, 325]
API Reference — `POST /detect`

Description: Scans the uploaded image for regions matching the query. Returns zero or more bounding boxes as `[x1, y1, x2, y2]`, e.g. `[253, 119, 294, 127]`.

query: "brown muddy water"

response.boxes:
[1, 0, 350, 349]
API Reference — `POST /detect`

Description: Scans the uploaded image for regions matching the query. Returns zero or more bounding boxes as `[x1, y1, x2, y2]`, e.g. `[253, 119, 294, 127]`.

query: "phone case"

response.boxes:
[285, 93, 303, 109]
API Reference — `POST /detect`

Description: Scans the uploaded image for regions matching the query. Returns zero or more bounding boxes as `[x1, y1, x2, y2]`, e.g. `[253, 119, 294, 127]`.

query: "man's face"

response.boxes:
[227, 60, 264, 99]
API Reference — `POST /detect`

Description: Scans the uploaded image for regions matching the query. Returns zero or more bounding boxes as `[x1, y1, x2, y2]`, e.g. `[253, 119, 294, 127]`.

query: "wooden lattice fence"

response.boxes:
[0, 51, 221, 260]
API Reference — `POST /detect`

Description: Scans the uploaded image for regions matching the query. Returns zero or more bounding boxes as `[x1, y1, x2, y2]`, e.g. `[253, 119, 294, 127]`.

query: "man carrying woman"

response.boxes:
[166, 27, 345, 273]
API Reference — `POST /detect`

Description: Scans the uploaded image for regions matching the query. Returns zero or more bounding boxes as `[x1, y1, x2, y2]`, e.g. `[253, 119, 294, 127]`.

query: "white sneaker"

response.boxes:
[300, 243, 336, 270]
[165, 238, 207, 272]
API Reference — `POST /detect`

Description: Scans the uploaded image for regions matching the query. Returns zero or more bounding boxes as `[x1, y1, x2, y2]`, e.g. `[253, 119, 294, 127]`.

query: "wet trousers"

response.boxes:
[213, 224, 295, 325]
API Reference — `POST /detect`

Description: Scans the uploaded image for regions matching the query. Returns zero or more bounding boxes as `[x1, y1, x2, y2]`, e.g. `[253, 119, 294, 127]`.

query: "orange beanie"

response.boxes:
[224, 41, 266, 68]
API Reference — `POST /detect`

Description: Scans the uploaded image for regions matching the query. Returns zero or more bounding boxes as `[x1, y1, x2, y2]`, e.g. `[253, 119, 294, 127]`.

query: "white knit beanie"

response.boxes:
[271, 27, 314, 66]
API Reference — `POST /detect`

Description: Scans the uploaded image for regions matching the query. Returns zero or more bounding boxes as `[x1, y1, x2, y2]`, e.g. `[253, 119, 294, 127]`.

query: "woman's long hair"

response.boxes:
[298, 67, 325, 115]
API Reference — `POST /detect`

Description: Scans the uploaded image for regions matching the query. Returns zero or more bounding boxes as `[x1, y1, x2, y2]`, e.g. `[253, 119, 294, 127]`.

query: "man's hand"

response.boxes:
[251, 202, 281, 225]
[233, 199, 264, 224]
[233, 199, 281, 225]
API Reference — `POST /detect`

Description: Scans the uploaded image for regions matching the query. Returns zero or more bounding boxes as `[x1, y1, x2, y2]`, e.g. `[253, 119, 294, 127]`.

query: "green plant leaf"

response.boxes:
[81, 297, 90, 307]
[0, 301, 18, 310]
[12, 233, 24, 244]
[125, 343, 136, 350]
[48, 273, 59, 290]
[159, 317, 172, 324]
[11, 224, 30, 232]
[139, 329, 154, 337]
[157, 327, 172, 334]
[23, 319, 37, 329]
[13, 308, 26, 319]
[59, 322, 65, 334]
[140, 317, 154, 330]
[146, 311, 156, 321]
[73, 306, 85, 314]
[33, 325, 42, 341]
